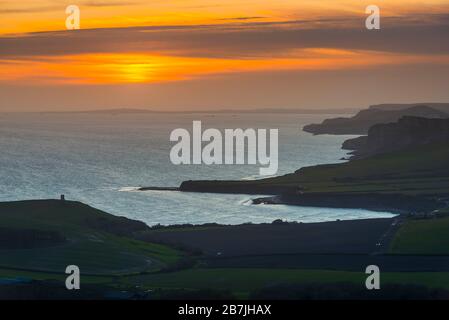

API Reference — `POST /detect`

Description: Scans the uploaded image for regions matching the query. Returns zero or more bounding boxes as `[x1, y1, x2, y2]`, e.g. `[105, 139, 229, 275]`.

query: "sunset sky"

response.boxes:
[1, 0, 449, 111]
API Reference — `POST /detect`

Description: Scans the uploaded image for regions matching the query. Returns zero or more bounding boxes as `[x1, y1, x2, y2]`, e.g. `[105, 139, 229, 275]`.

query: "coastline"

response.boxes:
[154, 142, 449, 217]
[137, 182, 445, 217]
[251, 193, 443, 215]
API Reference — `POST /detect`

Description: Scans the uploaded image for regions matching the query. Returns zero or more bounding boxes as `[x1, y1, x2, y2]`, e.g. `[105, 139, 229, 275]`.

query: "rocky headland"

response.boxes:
[303, 104, 449, 135]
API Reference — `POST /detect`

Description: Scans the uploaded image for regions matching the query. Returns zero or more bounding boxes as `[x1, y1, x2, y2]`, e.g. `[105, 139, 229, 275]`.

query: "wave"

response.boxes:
[238, 198, 254, 206]
[240, 174, 277, 180]
[118, 186, 141, 192]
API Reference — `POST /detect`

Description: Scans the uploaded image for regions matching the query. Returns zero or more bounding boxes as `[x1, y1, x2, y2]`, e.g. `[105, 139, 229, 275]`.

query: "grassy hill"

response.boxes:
[278, 142, 449, 195]
[390, 214, 449, 255]
[0, 200, 181, 274]
[181, 142, 449, 196]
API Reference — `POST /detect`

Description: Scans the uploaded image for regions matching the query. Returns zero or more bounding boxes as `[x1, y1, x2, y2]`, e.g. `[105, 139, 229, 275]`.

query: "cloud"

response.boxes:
[82, 1, 138, 7]
[0, 5, 62, 14]
[218, 16, 267, 21]
[0, 1, 138, 15]
[0, 14, 448, 60]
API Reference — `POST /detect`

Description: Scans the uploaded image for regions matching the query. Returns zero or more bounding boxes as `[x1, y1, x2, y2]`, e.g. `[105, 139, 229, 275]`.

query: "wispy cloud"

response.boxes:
[0, 5, 62, 14]
[1, 14, 448, 60]
[218, 16, 267, 21]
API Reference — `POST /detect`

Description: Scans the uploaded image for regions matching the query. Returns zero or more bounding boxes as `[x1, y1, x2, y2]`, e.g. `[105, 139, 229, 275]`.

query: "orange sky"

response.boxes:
[1, 0, 449, 111]
[3, 50, 449, 85]
[2, 0, 449, 35]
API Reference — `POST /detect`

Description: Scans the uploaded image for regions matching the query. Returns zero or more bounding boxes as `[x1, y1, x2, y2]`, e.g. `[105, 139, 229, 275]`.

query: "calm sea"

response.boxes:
[0, 112, 395, 225]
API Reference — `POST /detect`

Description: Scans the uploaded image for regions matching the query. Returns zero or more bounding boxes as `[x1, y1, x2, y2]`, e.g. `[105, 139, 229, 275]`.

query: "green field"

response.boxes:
[390, 216, 449, 254]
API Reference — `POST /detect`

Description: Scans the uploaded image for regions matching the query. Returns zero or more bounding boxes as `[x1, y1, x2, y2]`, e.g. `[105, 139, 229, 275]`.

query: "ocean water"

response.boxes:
[0, 112, 395, 225]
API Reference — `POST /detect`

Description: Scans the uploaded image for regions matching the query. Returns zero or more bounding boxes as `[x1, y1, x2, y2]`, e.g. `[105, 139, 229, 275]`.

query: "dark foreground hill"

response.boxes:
[0, 200, 180, 274]
[303, 104, 449, 135]
[2, 199, 449, 299]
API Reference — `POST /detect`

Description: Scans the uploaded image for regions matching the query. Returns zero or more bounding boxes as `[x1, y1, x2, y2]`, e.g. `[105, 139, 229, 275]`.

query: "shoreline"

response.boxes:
[250, 193, 444, 215]
[137, 183, 445, 217]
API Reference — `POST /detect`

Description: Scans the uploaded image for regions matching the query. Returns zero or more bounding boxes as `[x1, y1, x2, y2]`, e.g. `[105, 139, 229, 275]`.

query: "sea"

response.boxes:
[0, 112, 395, 225]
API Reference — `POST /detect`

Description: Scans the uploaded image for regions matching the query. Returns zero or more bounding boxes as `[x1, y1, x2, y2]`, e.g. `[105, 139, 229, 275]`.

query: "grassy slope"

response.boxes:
[390, 215, 449, 254]
[293, 142, 449, 194]
[0, 200, 181, 274]
[193, 143, 449, 196]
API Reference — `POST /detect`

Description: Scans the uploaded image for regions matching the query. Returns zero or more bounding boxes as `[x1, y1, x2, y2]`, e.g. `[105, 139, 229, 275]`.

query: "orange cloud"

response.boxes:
[2, 50, 449, 85]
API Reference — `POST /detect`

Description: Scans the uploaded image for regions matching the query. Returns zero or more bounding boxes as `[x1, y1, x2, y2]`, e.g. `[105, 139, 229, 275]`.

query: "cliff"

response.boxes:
[303, 104, 449, 135]
[342, 116, 449, 159]
[370, 103, 449, 113]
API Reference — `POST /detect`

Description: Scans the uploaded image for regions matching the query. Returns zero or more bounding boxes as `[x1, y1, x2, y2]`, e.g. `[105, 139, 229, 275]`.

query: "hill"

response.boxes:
[303, 104, 449, 135]
[343, 116, 449, 159]
[1, 200, 449, 298]
[390, 213, 449, 255]
[0, 200, 181, 274]
[370, 103, 449, 113]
